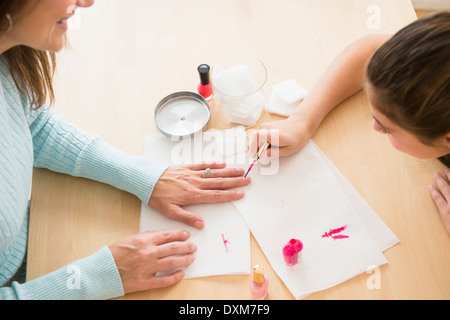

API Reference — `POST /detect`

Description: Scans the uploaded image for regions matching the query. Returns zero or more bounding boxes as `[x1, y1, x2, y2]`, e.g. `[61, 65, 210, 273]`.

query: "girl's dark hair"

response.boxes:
[366, 11, 450, 166]
[0, 0, 56, 109]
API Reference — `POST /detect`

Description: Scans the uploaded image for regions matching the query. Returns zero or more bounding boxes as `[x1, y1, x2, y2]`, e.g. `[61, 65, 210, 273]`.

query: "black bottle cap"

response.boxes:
[197, 64, 211, 85]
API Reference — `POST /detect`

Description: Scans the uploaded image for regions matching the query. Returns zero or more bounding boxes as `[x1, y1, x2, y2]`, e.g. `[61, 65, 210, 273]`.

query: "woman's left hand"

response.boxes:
[429, 168, 450, 235]
[148, 163, 251, 229]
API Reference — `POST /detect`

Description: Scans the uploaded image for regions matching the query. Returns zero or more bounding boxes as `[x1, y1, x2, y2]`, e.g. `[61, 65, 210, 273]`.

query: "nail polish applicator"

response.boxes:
[244, 142, 270, 178]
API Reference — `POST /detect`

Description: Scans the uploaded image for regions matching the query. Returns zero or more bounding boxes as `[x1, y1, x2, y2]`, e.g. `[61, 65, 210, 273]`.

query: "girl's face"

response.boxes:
[7, 0, 94, 52]
[366, 84, 450, 159]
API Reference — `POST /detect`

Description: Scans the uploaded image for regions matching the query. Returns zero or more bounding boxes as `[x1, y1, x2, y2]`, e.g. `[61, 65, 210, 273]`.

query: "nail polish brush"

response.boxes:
[244, 142, 270, 178]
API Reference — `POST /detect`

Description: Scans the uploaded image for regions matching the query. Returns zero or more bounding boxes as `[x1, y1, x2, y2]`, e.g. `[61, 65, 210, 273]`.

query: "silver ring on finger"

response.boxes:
[205, 168, 211, 179]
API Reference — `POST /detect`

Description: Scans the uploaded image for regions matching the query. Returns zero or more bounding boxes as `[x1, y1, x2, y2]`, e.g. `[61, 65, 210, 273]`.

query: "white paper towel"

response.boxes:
[233, 140, 399, 299]
[309, 142, 399, 252]
[140, 127, 399, 297]
[140, 130, 251, 279]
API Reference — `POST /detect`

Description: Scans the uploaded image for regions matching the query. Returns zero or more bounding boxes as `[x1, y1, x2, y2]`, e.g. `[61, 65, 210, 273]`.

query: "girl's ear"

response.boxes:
[446, 132, 450, 148]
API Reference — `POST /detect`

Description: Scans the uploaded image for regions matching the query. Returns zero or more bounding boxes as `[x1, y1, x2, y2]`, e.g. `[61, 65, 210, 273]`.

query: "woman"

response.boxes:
[0, 0, 250, 299]
[250, 12, 450, 234]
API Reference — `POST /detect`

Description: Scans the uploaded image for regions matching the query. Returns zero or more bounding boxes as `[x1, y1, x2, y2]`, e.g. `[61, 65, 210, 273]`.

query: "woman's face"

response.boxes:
[8, 0, 94, 52]
[366, 83, 450, 159]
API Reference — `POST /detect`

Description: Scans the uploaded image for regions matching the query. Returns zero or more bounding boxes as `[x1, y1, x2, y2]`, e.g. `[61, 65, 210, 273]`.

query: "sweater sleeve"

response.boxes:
[26, 104, 169, 204]
[7, 105, 169, 299]
[0, 246, 124, 300]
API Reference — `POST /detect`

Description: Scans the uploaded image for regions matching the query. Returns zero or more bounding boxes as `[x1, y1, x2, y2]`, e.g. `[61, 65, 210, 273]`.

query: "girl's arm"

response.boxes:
[250, 34, 391, 158]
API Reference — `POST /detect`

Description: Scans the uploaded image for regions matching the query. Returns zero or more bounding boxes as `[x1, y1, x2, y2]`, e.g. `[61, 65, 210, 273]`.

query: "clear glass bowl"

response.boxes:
[212, 55, 268, 128]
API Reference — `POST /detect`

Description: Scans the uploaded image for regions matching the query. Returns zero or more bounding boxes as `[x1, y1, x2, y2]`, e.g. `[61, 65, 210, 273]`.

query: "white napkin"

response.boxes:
[233, 140, 399, 299]
[140, 130, 251, 279]
[309, 142, 399, 252]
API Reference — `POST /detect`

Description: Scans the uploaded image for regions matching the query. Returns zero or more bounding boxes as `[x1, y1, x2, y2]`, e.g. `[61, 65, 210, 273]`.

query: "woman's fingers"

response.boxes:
[156, 253, 195, 273]
[157, 241, 197, 259]
[184, 162, 227, 171]
[194, 189, 245, 204]
[199, 176, 250, 190]
[108, 229, 197, 294]
[197, 166, 246, 179]
[164, 205, 206, 229]
[162, 188, 246, 229]
[144, 229, 191, 246]
[148, 162, 251, 229]
[145, 270, 186, 289]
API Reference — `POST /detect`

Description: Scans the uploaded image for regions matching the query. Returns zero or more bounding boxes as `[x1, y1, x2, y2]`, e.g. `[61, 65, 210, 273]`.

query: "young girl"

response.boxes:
[251, 12, 450, 234]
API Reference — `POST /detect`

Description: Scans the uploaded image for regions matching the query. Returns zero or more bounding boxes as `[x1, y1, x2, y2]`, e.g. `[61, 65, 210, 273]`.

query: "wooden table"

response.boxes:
[27, 0, 450, 299]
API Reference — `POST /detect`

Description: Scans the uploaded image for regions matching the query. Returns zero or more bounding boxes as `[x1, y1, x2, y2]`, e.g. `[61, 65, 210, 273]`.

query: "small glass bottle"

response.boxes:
[249, 265, 269, 300]
[282, 238, 303, 266]
[197, 64, 213, 101]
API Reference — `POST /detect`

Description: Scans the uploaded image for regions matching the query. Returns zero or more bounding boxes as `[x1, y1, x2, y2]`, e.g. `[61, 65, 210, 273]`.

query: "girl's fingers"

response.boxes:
[429, 184, 447, 214]
[434, 172, 450, 198]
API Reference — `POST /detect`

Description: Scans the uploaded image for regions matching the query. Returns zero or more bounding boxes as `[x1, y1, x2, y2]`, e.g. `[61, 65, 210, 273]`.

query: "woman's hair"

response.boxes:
[0, 0, 56, 109]
[366, 11, 450, 166]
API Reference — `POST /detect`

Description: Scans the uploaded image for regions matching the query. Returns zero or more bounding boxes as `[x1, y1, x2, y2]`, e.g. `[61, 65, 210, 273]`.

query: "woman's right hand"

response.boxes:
[108, 229, 197, 294]
[249, 116, 312, 160]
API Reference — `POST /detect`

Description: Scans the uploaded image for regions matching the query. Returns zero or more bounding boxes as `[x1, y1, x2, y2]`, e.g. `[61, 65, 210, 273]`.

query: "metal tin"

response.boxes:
[154, 91, 211, 139]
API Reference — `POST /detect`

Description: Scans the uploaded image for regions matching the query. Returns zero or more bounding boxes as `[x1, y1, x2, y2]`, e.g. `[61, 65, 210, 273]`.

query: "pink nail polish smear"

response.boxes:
[322, 225, 349, 240]
[249, 265, 269, 300]
[197, 64, 213, 101]
[222, 233, 231, 253]
[282, 238, 303, 266]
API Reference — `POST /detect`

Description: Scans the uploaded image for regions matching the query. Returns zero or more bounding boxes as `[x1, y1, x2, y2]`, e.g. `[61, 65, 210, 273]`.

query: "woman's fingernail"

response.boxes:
[194, 221, 204, 229]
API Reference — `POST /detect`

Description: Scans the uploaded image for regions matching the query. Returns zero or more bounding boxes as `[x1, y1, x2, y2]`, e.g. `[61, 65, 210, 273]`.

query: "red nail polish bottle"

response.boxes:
[197, 64, 213, 101]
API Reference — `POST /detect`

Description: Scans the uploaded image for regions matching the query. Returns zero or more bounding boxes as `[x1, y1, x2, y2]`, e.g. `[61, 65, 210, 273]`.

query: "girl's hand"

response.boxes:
[249, 117, 312, 160]
[148, 163, 251, 229]
[429, 168, 450, 235]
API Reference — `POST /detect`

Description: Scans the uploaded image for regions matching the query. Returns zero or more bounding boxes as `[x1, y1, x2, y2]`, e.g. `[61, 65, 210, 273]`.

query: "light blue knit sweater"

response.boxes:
[0, 57, 168, 299]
